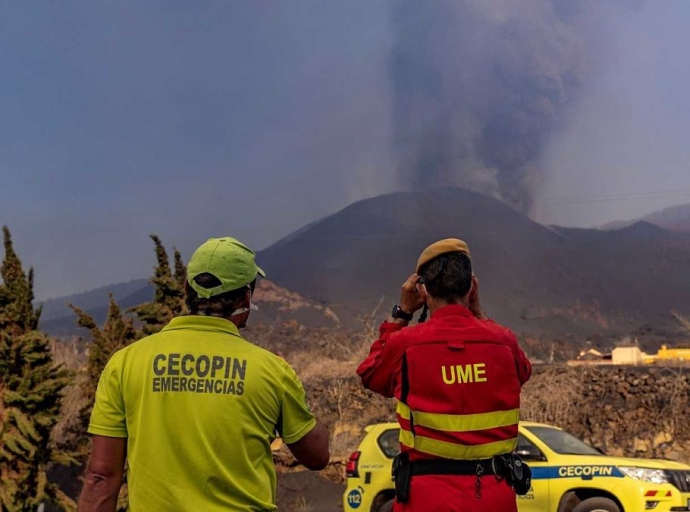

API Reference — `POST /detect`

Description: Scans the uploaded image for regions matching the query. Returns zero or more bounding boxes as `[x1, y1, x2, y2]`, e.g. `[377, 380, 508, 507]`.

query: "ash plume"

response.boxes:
[390, 0, 595, 213]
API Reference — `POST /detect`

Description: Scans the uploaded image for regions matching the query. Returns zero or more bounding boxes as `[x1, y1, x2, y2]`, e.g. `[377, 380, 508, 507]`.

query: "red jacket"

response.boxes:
[357, 304, 531, 461]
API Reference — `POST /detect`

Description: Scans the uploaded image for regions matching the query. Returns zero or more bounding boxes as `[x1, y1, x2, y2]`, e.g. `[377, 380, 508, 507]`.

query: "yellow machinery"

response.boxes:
[653, 345, 690, 363]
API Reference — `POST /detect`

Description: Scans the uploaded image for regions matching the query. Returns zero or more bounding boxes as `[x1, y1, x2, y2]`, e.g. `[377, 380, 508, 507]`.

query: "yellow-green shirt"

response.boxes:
[88, 315, 316, 511]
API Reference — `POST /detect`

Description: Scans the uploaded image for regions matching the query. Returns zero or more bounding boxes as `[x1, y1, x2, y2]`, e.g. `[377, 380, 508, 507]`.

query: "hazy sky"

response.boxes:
[534, 1, 690, 225]
[1, 1, 393, 299]
[2, 1, 689, 299]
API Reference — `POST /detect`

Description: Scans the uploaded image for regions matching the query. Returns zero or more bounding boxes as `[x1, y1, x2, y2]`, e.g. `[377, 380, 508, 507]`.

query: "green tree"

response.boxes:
[0, 227, 40, 334]
[130, 235, 186, 335]
[0, 226, 74, 511]
[173, 248, 186, 291]
[69, 295, 138, 512]
[69, 295, 139, 462]
[73, 235, 186, 511]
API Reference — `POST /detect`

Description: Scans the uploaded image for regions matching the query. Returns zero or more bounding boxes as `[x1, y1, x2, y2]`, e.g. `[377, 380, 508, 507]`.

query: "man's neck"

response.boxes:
[428, 298, 469, 314]
[188, 311, 246, 329]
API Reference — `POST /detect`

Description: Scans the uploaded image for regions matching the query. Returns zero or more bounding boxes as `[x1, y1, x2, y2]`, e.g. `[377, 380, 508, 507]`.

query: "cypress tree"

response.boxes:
[67, 295, 138, 512]
[69, 295, 138, 463]
[74, 235, 187, 511]
[0, 227, 40, 334]
[173, 248, 186, 291]
[0, 226, 74, 511]
[130, 235, 186, 335]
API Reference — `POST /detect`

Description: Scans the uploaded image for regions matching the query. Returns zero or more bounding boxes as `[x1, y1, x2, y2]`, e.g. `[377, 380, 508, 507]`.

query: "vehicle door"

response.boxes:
[515, 433, 550, 512]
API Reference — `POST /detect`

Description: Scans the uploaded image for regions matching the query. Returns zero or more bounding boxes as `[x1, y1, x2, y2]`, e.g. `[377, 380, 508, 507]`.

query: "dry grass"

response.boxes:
[520, 366, 584, 428]
[648, 368, 690, 434]
[278, 306, 378, 382]
[52, 375, 86, 447]
[49, 319, 690, 499]
[50, 341, 88, 446]
[50, 338, 84, 370]
[291, 496, 313, 511]
[329, 420, 366, 464]
[288, 352, 358, 382]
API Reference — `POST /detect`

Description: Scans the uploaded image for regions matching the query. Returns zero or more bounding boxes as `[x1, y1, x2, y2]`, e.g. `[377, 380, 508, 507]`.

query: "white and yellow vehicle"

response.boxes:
[344, 421, 690, 512]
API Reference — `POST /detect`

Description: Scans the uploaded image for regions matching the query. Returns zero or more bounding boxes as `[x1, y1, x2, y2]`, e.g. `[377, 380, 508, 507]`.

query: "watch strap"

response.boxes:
[392, 305, 414, 321]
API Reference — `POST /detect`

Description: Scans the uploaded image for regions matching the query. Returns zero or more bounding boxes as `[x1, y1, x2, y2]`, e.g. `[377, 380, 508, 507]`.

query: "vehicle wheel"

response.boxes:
[378, 499, 394, 512]
[572, 497, 621, 512]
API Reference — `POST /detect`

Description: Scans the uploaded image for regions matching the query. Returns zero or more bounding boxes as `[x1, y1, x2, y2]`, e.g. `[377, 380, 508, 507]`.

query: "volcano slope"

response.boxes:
[259, 187, 690, 340]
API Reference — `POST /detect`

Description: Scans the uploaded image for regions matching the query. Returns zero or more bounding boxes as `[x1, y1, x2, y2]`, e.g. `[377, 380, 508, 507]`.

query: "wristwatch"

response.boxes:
[391, 304, 414, 321]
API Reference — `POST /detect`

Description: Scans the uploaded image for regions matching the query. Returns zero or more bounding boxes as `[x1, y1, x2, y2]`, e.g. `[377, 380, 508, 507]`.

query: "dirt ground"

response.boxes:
[277, 470, 345, 512]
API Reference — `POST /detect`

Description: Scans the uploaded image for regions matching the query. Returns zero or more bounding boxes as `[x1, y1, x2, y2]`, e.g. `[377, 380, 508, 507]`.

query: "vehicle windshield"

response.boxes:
[525, 426, 602, 456]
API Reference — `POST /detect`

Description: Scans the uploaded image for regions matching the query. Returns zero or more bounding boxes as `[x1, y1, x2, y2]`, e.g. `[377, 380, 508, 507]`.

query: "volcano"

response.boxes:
[259, 187, 690, 337]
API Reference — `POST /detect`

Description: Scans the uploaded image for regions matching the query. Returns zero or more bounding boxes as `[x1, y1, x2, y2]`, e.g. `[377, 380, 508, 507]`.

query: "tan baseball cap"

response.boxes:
[416, 238, 471, 273]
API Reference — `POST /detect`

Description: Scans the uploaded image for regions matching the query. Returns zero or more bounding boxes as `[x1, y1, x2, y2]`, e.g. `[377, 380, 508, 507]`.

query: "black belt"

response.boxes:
[393, 453, 532, 503]
[409, 458, 494, 477]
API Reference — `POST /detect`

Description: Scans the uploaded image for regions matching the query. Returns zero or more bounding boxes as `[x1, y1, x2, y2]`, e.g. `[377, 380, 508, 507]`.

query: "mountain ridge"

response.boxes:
[258, 187, 690, 337]
[602, 202, 690, 233]
[40, 188, 690, 341]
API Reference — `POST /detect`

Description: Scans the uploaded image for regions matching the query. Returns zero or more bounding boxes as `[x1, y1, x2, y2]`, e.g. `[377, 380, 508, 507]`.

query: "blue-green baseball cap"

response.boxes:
[187, 237, 266, 299]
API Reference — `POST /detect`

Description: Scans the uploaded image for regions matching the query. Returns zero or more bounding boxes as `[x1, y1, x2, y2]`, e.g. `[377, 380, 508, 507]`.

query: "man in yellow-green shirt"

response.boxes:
[77, 237, 329, 512]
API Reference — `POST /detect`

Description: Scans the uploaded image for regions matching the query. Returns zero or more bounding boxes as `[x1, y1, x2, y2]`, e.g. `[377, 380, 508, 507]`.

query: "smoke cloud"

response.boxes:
[390, 0, 598, 213]
[535, 0, 690, 227]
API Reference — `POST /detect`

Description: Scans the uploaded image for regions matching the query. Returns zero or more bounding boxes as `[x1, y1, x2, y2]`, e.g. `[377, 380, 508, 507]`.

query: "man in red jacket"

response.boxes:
[357, 239, 532, 512]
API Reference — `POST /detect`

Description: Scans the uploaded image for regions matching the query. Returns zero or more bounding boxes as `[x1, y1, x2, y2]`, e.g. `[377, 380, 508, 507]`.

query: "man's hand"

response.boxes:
[468, 275, 488, 320]
[399, 274, 426, 316]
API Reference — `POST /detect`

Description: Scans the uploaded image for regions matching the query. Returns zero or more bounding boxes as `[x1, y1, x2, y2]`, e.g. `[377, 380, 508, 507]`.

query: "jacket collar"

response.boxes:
[431, 303, 473, 319]
[161, 315, 241, 337]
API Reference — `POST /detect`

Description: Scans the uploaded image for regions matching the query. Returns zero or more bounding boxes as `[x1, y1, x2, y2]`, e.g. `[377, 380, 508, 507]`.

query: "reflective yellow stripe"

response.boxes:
[397, 401, 411, 419]
[399, 429, 517, 460]
[396, 402, 519, 432]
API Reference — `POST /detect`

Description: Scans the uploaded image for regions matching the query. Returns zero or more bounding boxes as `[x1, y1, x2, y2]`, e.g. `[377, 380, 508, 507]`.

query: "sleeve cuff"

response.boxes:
[88, 425, 128, 438]
[379, 321, 405, 334]
[282, 417, 317, 445]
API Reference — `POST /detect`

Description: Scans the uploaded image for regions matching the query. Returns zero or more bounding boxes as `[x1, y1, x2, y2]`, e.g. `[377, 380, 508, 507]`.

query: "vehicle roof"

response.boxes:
[360, 421, 690, 470]
[519, 421, 560, 429]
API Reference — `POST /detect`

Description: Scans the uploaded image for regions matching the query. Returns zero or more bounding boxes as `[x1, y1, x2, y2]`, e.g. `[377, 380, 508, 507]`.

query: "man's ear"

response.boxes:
[469, 275, 478, 298]
[416, 282, 428, 301]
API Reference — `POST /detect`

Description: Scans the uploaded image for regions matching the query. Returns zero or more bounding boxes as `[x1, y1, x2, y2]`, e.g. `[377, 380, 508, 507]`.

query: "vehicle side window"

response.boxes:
[378, 429, 401, 458]
[515, 434, 546, 461]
